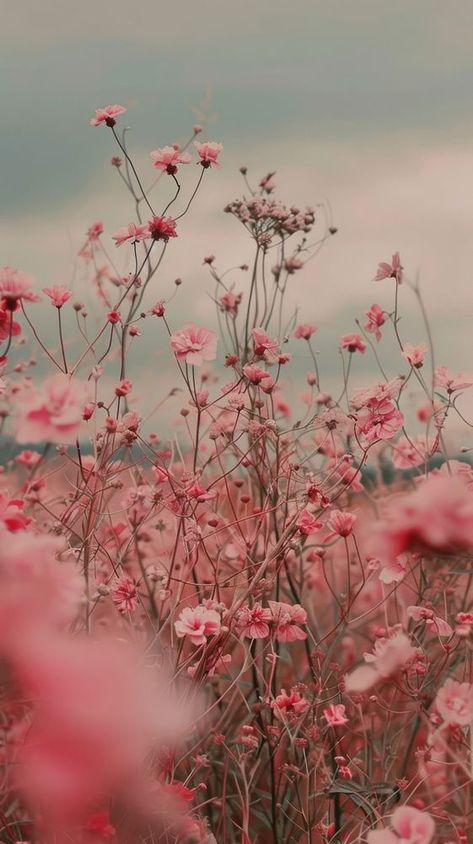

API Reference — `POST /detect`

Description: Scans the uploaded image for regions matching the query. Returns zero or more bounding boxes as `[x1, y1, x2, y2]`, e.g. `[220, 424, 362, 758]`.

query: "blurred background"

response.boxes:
[2, 0, 473, 433]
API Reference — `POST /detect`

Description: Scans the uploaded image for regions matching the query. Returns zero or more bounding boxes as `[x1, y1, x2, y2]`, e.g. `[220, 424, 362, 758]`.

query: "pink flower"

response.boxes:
[297, 509, 323, 535]
[236, 603, 272, 638]
[345, 632, 417, 693]
[112, 576, 138, 613]
[402, 343, 428, 368]
[87, 221, 104, 240]
[340, 333, 366, 353]
[365, 304, 386, 342]
[252, 327, 280, 359]
[327, 509, 356, 538]
[294, 323, 317, 340]
[368, 806, 435, 844]
[42, 285, 72, 308]
[148, 215, 178, 241]
[323, 704, 348, 726]
[0, 492, 31, 532]
[15, 374, 89, 444]
[355, 398, 404, 443]
[268, 601, 307, 643]
[434, 365, 473, 393]
[272, 688, 308, 720]
[407, 605, 452, 638]
[435, 678, 473, 726]
[90, 104, 126, 127]
[219, 291, 242, 315]
[170, 323, 218, 366]
[242, 364, 271, 385]
[174, 605, 221, 646]
[112, 222, 150, 246]
[194, 141, 223, 168]
[150, 146, 192, 174]
[0, 267, 37, 310]
[0, 307, 21, 340]
[374, 252, 403, 282]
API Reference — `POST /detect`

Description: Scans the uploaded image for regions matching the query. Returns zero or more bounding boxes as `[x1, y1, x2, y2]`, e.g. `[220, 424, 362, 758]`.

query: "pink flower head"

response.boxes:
[272, 688, 308, 720]
[0, 267, 37, 311]
[15, 374, 89, 444]
[0, 307, 21, 340]
[323, 704, 348, 727]
[345, 632, 417, 693]
[194, 141, 223, 168]
[174, 604, 221, 646]
[112, 576, 138, 613]
[170, 323, 218, 366]
[294, 323, 317, 340]
[327, 509, 357, 538]
[374, 252, 403, 283]
[407, 605, 452, 638]
[219, 291, 242, 315]
[268, 601, 307, 643]
[150, 146, 192, 174]
[251, 327, 280, 360]
[242, 364, 271, 385]
[42, 285, 72, 308]
[340, 333, 366, 354]
[297, 509, 323, 536]
[435, 678, 473, 726]
[148, 215, 178, 242]
[434, 365, 473, 393]
[90, 104, 126, 127]
[402, 343, 428, 368]
[112, 222, 150, 247]
[236, 603, 272, 638]
[365, 304, 386, 342]
[368, 806, 435, 844]
[87, 221, 104, 240]
[355, 397, 404, 443]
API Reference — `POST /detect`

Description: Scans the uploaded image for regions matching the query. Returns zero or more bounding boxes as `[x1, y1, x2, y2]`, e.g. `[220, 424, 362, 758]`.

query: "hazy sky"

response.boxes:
[2, 1, 473, 429]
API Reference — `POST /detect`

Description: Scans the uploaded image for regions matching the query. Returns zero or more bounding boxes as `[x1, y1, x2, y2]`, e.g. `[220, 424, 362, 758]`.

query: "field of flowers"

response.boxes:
[0, 104, 472, 843]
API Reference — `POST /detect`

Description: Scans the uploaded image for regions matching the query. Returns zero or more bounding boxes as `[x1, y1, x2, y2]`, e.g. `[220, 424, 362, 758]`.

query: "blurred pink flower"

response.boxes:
[170, 323, 218, 366]
[90, 104, 126, 127]
[148, 215, 178, 241]
[294, 323, 317, 340]
[341, 333, 366, 353]
[365, 304, 386, 342]
[194, 141, 223, 168]
[434, 365, 473, 393]
[150, 145, 192, 173]
[272, 688, 308, 720]
[402, 343, 428, 368]
[435, 678, 473, 726]
[0, 267, 37, 310]
[368, 805, 435, 843]
[16, 374, 89, 444]
[112, 222, 150, 246]
[323, 704, 348, 726]
[345, 632, 417, 693]
[374, 252, 403, 283]
[268, 601, 307, 643]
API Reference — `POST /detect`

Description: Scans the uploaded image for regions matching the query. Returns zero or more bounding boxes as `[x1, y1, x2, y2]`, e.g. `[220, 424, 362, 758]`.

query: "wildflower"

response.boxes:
[90, 104, 126, 127]
[327, 509, 356, 538]
[0, 267, 37, 310]
[252, 327, 279, 360]
[219, 291, 242, 314]
[174, 605, 221, 646]
[15, 374, 88, 444]
[272, 688, 308, 720]
[268, 601, 307, 642]
[236, 603, 272, 638]
[323, 704, 348, 726]
[364, 304, 386, 342]
[402, 343, 428, 368]
[112, 576, 138, 613]
[340, 333, 366, 353]
[407, 605, 452, 638]
[194, 141, 223, 168]
[150, 300, 166, 317]
[355, 397, 404, 443]
[85, 810, 116, 838]
[87, 221, 104, 240]
[242, 364, 271, 385]
[345, 632, 417, 693]
[297, 509, 323, 535]
[294, 323, 317, 340]
[434, 365, 473, 393]
[374, 252, 403, 282]
[150, 146, 192, 174]
[115, 379, 132, 397]
[42, 285, 72, 308]
[435, 678, 473, 727]
[148, 216, 178, 241]
[0, 308, 21, 341]
[170, 323, 218, 366]
[112, 222, 150, 246]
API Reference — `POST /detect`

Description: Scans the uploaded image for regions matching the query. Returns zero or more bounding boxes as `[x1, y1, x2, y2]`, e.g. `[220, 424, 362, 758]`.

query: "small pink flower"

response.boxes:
[115, 379, 132, 397]
[374, 252, 403, 282]
[402, 343, 428, 368]
[87, 221, 104, 240]
[148, 215, 178, 242]
[294, 323, 317, 340]
[174, 605, 221, 646]
[297, 509, 323, 536]
[194, 141, 223, 168]
[272, 688, 308, 720]
[112, 576, 138, 613]
[434, 365, 473, 393]
[327, 509, 356, 538]
[268, 601, 307, 643]
[112, 222, 150, 246]
[42, 285, 72, 308]
[340, 333, 366, 353]
[364, 304, 386, 342]
[90, 104, 126, 127]
[242, 364, 271, 385]
[252, 327, 279, 360]
[170, 323, 218, 366]
[0, 267, 37, 310]
[150, 146, 192, 174]
[219, 291, 242, 315]
[407, 605, 452, 638]
[15, 374, 88, 444]
[150, 300, 166, 317]
[345, 632, 417, 693]
[368, 806, 435, 844]
[236, 603, 272, 638]
[323, 704, 348, 726]
[435, 678, 473, 726]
